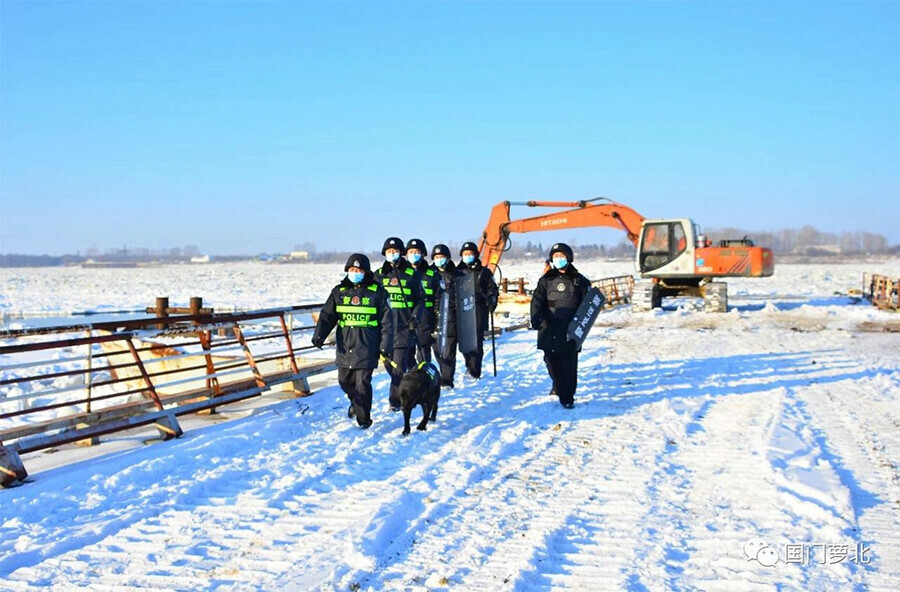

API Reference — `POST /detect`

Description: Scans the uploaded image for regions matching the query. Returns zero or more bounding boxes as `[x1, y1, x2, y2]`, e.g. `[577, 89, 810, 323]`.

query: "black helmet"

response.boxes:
[406, 238, 427, 254]
[548, 242, 574, 262]
[344, 253, 371, 273]
[381, 237, 405, 256]
[431, 244, 451, 258]
[459, 241, 479, 256]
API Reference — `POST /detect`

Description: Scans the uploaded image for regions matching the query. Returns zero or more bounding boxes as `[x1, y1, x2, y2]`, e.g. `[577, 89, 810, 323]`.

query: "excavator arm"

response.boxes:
[478, 198, 646, 271]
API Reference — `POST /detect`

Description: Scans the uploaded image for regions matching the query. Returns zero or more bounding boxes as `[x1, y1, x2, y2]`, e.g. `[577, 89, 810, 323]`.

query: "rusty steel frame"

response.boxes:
[198, 330, 223, 397]
[231, 324, 267, 389]
[0, 303, 323, 341]
[593, 275, 635, 307]
[125, 337, 165, 411]
[279, 314, 301, 375]
[0, 303, 334, 486]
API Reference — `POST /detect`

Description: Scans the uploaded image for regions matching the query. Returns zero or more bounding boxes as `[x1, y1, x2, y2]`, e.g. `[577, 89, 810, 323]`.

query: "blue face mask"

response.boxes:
[433, 257, 447, 268]
[462, 254, 476, 265]
[347, 271, 365, 284]
[408, 253, 422, 264]
[386, 252, 400, 263]
[553, 257, 568, 269]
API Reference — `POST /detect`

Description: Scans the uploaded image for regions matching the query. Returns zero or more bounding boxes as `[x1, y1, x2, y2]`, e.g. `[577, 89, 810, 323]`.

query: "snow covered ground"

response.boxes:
[1, 259, 899, 590]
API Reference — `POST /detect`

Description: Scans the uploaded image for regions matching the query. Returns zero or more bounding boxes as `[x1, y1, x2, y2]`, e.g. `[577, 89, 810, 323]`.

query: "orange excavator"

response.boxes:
[478, 197, 774, 312]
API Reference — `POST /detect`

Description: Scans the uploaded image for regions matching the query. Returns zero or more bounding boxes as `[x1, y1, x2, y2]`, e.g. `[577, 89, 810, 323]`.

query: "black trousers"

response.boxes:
[462, 337, 484, 379]
[432, 334, 458, 386]
[385, 346, 416, 407]
[543, 351, 578, 405]
[338, 367, 374, 423]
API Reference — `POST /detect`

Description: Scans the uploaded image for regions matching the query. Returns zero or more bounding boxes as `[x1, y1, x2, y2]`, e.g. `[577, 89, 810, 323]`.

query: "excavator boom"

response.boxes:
[478, 198, 646, 271]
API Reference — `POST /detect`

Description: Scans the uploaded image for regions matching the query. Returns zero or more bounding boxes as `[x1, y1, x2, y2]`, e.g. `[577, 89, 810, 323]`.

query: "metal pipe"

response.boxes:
[85, 329, 93, 414]
[126, 338, 164, 411]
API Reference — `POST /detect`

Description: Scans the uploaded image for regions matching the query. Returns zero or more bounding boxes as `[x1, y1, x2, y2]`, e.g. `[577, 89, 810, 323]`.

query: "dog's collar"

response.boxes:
[416, 361, 439, 382]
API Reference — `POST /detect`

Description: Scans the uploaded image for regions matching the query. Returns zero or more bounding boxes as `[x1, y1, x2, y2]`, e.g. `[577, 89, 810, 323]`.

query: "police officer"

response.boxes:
[405, 238, 440, 364]
[456, 241, 499, 379]
[374, 236, 426, 410]
[312, 254, 393, 428]
[530, 243, 590, 408]
[430, 243, 457, 388]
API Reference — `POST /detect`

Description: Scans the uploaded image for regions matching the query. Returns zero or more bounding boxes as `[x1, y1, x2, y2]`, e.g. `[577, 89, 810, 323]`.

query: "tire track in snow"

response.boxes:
[791, 367, 900, 591]
[4, 415, 541, 591]
[356, 394, 686, 590]
[2, 337, 560, 590]
[3, 329, 898, 590]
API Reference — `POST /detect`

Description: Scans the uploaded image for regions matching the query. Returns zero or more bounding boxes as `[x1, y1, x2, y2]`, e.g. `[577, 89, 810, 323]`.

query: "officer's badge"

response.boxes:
[351, 296, 360, 305]
[557, 283, 566, 292]
[390, 278, 399, 286]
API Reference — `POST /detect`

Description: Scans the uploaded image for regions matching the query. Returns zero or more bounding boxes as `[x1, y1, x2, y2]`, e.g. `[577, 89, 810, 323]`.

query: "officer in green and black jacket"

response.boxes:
[405, 238, 441, 364]
[313, 254, 393, 428]
[374, 236, 426, 410]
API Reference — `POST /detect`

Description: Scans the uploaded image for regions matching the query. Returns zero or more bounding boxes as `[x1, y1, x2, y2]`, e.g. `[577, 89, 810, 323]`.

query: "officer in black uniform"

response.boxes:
[530, 243, 590, 408]
[405, 238, 441, 364]
[430, 243, 457, 388]
[312, 254, 393, 428]
[374, 236, 426, 410]
[456, 241, 499, 379]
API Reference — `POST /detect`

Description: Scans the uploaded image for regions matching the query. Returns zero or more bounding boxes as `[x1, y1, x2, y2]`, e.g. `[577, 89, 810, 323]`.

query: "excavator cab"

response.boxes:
[637, 219, 695, 276]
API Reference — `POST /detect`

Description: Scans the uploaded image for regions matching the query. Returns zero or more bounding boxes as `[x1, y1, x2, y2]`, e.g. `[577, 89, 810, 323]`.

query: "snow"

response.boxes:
[1, 259, 899, 590]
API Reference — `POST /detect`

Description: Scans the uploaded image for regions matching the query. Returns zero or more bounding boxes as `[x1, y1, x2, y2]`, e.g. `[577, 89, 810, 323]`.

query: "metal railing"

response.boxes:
[593, 275, 634, 307]
[0, 304, 335, 486]
[498, 275, 634, 308]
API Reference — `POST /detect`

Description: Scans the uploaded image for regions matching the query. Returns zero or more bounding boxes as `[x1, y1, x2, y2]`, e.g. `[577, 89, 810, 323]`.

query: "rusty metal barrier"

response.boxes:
[863, 273, 900, 311]
[496, 275, 634, 315]
[0, 304, 335, 486]
[592, 275, 634, 307]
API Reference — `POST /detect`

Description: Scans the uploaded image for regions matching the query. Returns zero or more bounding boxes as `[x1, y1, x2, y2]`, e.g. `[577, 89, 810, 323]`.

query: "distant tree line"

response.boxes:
[2, 227, 896, 267]
[1, 244, 208, 267]
[703, 226, 897, 255]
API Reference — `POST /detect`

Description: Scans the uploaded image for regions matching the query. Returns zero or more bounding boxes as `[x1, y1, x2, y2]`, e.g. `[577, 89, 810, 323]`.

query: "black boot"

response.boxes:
[355, 404, 372, 428]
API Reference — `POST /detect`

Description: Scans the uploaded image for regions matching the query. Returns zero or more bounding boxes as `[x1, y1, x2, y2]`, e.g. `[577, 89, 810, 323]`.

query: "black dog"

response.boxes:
[398, 361, 441, 436]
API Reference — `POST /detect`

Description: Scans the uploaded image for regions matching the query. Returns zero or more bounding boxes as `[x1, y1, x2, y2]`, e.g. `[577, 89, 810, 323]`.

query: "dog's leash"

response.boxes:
[380, 353, 400, 370]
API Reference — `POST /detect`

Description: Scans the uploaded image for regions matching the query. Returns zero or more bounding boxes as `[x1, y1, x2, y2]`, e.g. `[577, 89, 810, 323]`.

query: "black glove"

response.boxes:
[312, 336, 324, 349]
[381, 349, 392, 360]
[407, 318, 418, 331]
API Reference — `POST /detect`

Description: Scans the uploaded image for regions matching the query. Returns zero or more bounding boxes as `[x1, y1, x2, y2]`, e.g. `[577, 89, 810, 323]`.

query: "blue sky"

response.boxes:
[1, 1, 898, 255]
